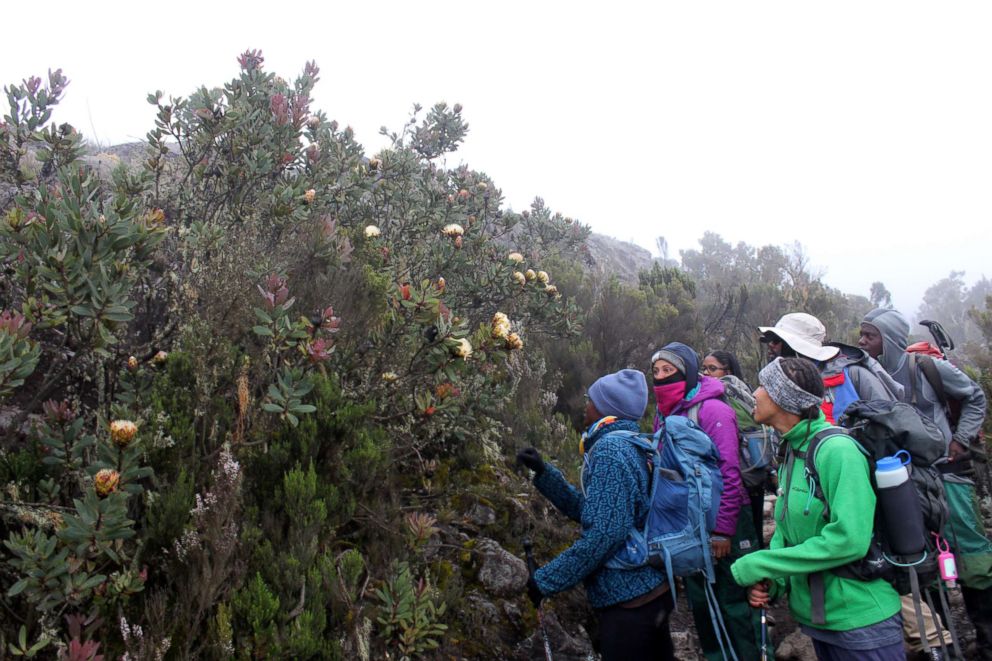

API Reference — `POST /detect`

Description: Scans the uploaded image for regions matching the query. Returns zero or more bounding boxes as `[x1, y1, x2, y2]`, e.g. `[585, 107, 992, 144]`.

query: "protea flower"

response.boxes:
[436, 276, 446, 293]
[152, 351, 168, 365]
[525, 269, 536, 281]
[110, 420, 138, 448]
[381, 371, 399, 383]
[545, 285, 559, 297]
[453, 338, 473, 359]
[364, 225, 381, 238]
[537, 270, 549, 284]
[442, 224, 464, 237]
[304, 189, 316, 204]
[127, 356, 139, 371]
[506, 332, 524, 351]
[491, 312, 511, 339]
[507, 252, 524, 264]
[94, 469, 121, 497]
[513, 271, 527, 286]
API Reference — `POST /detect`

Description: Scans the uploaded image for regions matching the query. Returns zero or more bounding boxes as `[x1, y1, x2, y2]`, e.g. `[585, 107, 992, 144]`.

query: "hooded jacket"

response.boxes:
[532, 417, 665, 607]
[655, 375, 746, 537]
[730, 412, 901, 631]
[863, 308, 987, 447]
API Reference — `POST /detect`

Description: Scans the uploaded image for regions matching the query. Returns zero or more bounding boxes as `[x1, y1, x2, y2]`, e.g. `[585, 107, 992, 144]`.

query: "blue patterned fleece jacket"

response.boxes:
[532, 418, 666, 608]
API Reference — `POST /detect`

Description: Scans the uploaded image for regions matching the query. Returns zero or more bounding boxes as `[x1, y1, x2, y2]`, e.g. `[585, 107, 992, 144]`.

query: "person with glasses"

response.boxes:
[651, 342, 764, 661]
[703, 350, 772, 550]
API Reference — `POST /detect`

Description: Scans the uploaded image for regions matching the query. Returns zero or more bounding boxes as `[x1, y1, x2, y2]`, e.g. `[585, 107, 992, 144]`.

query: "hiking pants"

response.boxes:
[597, 589, 675, 661]
[962, 586, 992, 660]
[810, 638, 905, 660]
[685, 512, 768, 661]
[899, 594, 952, 653]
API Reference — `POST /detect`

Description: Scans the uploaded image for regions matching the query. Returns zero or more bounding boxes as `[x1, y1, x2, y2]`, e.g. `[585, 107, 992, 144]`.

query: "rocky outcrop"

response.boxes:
[476, 537, 528, 597]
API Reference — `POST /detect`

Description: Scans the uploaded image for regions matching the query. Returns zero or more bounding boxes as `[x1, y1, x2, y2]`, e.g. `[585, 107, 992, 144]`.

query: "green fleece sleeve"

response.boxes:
[731, 437, 875, 587]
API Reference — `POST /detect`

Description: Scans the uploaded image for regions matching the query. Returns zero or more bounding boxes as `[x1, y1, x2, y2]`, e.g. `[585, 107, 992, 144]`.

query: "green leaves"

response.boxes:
[374, 561, 448, 657]
[0, 314, 40, 399]
[263, 368, 316, 427]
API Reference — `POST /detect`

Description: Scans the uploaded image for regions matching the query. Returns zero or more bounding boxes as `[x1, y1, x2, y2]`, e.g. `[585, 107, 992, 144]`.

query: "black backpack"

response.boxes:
[799, 400, 956, 656]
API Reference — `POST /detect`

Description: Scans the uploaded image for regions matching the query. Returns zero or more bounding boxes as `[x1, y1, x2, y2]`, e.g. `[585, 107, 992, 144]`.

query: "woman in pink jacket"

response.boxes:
[651, 342, 763, 661]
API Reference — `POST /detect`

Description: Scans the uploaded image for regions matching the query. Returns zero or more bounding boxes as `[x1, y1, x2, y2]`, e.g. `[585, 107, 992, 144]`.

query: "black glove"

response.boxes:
[526, 576, 544, 607]
[516, 447, 545, 475]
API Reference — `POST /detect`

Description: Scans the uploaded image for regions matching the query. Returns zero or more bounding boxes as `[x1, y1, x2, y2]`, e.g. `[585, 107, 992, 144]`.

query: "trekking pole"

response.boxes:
[523, 538, 553, 661]
[759, 608, 768, 661]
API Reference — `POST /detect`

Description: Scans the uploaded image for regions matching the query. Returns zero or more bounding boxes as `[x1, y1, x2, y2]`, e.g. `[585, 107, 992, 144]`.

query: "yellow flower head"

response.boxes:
[537, 270, 549, 284]
[507, 252, 524, 264]
[513, 271, 527, 286]
[127, 356, 139, 371]
[94, 469, 120, 497]
[364, 225, 381, 238]
[110, 420, 138, 448]
[506, 332, 524, 351]
[442, 224, 464, 237]
[454, 338, 473, 359]
[525, 269, 536, 282]
[545, 284, 559, 298]
[381, 371, 399, 383]
[304, 189, 316, 204]
[152, 350, 168, 365]
[491, 312, 511, 339]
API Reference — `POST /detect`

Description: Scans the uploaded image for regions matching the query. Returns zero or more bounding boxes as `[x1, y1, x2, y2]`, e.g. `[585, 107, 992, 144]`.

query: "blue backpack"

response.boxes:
[600, 415, 724, 587]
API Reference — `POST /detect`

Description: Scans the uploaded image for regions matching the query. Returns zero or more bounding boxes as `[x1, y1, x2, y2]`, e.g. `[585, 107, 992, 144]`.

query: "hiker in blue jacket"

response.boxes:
[517, 368, 674, 661]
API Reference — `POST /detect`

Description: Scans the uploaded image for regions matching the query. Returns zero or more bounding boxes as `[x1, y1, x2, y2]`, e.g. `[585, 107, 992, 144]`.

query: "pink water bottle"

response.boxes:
[935, 535, 958, 588]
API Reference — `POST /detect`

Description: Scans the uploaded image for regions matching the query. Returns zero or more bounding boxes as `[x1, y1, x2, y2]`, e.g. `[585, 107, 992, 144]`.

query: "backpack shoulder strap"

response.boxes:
[686, 401, 702, 425]
[796, 427, 853, 520]
[916, 354, 948, 407]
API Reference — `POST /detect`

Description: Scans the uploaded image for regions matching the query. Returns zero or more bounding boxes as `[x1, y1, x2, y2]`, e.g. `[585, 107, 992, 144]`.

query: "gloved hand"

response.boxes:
[526, 576, 544, 607]
[516, 447, 545, 475]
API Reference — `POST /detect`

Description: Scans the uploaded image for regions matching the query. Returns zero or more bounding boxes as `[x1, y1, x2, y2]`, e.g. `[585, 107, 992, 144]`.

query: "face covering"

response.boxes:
[654, 382, 686, 416]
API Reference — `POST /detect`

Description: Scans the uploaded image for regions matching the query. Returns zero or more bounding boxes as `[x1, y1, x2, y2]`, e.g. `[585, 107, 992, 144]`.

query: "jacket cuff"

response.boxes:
[951, 434, 971, 448]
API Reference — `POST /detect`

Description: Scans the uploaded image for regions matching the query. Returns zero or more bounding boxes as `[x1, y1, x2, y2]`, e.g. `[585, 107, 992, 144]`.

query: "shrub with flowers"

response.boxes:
[0, 51, 592, 659]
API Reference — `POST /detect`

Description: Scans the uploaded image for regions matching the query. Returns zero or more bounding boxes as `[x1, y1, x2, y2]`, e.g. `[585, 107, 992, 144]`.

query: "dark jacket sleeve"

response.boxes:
[533, 464, 583, 522]
[935, 360, 987, 446]
[533, 450, 638, 595]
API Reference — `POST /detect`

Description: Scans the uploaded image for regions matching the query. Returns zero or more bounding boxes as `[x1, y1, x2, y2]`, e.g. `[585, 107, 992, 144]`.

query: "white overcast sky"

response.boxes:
[3, 1, 990, 318]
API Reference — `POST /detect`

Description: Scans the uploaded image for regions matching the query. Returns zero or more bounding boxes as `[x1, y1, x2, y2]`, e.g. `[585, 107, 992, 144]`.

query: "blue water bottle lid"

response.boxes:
[876, 450, 911, 472]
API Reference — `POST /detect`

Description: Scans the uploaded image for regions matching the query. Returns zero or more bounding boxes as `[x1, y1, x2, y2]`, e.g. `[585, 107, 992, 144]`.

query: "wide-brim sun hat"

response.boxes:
[758, 312, 840, 362]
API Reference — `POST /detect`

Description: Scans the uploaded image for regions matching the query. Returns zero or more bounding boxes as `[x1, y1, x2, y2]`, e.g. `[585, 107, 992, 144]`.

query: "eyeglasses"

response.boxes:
[701, 365, 727, 374]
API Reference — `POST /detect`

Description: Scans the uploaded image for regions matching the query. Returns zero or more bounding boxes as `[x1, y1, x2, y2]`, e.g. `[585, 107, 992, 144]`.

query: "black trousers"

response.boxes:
[597, 590, 676, 661]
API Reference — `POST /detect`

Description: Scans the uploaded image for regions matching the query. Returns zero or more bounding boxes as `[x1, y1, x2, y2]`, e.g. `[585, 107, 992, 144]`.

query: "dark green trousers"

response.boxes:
[685, 511, 772, 661]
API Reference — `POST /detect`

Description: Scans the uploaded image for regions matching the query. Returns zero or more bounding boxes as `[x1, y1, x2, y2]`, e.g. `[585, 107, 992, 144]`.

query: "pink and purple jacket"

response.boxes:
[654, 375, 746, 537]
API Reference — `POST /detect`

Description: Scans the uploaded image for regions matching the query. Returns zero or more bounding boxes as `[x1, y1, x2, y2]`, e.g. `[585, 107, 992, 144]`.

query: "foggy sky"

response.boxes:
[2, 1, 989, 319]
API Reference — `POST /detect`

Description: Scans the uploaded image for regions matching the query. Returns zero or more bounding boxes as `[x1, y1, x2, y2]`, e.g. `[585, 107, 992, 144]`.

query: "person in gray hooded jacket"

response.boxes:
[861, 307, 991, 661]
[860, 308, 986, 455]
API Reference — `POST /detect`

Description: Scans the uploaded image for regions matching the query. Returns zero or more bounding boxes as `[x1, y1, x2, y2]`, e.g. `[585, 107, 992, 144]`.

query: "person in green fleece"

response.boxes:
[731, 357, 903, 661]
